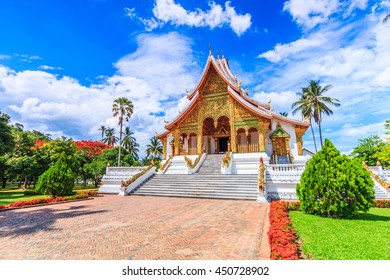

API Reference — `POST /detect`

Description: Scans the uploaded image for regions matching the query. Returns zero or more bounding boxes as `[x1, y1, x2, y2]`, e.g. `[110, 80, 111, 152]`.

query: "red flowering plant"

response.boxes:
[374, 200, 390, 208]
[30, 139, 48, 149]
[74, 140, 112, 158]
[268, 201, 299, 260]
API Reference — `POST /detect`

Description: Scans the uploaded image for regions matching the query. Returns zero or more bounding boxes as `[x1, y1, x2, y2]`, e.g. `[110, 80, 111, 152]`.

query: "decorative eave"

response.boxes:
[187, 53, 241, 100]
[156, 130, 170, 139]
[164, 91, 200, 131]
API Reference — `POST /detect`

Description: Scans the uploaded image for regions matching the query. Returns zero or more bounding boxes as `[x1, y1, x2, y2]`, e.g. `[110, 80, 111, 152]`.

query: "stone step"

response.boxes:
[132, 172, 259, 200]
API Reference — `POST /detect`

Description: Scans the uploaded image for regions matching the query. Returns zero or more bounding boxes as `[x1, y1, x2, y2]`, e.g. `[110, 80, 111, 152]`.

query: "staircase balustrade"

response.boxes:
[237, 143, 259, 153]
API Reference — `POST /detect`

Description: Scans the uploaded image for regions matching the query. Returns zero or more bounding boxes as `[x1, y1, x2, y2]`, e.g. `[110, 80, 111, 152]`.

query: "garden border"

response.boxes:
[0, 197, 100, 212]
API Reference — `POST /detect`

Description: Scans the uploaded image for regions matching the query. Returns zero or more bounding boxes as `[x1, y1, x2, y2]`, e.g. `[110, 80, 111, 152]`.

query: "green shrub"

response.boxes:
[24, 190, 37, 196]
[297, 139, 375, 218]
[35, 153, 75, 197]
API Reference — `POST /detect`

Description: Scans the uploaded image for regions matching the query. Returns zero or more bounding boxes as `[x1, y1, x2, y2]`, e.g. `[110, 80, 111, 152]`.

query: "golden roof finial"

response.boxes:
[267, 99, 271, 107]
[234, 74, 239, 81]
[237, 80, 242, 88]
[269, 106, 274, 115]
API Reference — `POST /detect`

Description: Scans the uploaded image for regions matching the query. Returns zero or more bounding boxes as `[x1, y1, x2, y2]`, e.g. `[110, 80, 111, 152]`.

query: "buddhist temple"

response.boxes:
[156, 51, 310, 164]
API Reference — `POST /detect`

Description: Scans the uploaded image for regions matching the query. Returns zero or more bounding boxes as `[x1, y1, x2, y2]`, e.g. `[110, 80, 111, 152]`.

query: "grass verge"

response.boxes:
[289, 208, 390, 260]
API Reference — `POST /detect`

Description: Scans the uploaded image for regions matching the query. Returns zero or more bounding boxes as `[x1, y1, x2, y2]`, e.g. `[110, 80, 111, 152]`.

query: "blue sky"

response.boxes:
[0, 0, 389, 155]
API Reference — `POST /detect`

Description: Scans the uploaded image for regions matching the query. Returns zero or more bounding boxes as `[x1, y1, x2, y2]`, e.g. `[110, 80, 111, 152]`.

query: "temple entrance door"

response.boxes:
[219, 137, 229, 153]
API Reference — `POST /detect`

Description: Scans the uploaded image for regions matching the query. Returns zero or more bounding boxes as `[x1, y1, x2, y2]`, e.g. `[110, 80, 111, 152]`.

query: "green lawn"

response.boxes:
[289, 208, 390, 260]
[0, 192, 49, 206]
[0, 188, 99, 206]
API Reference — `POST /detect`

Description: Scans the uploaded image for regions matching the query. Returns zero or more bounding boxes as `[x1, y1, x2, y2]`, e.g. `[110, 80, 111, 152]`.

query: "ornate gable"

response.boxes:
[271, 122, 290, 138]
[201, 66, 227, 96]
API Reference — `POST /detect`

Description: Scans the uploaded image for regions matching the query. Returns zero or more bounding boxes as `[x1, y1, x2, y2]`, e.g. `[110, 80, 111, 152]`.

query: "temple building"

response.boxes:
[156, 52, 310, 165]
[100, 52, 314, 201]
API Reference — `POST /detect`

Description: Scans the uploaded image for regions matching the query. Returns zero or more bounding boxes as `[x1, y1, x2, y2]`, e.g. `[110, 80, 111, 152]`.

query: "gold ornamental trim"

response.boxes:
[363, 162, 390, 189]
[222, 152, 231, 168]
[184, 153, 203, 169]
[121, 165, 154, 188]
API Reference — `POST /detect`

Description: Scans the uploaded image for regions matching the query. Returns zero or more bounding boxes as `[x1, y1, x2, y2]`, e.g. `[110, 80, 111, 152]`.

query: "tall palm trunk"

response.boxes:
[309, 119, 318, 153]
[118, 118, 123, 167]
[318, 112, 323, 147]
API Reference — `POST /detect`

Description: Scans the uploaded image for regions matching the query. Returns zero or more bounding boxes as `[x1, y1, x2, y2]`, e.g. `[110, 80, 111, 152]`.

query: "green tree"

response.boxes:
[103, 127, 118, 145]
[98, 125, 106, 141]
[292, 89, 318, 152]
[303, 80, 340, 147]
[121, 127, 139, 160]
[279, 112, 288, 117]
[350, 135, 384, 166]
[297, 139, 375, 218]
[35, 153, 75, 197]
[145, 137, 163, 161]
[383, 13, 390, 23]
[112, 97, 134, 167]
[0, 111, 14, 156]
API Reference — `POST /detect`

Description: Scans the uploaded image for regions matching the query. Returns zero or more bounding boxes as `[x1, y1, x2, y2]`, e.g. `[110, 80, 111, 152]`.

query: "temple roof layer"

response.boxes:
[158, 52, 309, 138]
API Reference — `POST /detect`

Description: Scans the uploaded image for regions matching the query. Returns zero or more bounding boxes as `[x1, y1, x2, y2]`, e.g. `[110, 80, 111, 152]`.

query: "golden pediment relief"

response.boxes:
[203, 69, 226, 94]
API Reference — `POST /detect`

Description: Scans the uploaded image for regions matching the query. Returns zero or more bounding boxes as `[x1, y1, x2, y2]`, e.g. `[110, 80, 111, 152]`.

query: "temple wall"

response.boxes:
[269, 120, 298, 156]
[166, 133, 173, 156]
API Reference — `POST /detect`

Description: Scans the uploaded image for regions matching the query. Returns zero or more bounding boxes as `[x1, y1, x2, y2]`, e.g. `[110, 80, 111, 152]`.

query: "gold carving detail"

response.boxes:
[202, 96, 229, 121]
[184, 153, 203, 169]
[204, 69, 227, 94]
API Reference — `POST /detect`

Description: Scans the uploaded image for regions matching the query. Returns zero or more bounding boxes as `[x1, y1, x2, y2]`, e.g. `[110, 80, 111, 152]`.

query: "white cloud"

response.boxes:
[255, 6, 390, 153]
[0, 32, 199, 157]
[127, 0, 252, 36]
[0, 55, 11, 60]
[283, 0, 340, 29]
[15, 54, 42, 62]
[258, 37, 325, 62]
[38, 65, 63, 71]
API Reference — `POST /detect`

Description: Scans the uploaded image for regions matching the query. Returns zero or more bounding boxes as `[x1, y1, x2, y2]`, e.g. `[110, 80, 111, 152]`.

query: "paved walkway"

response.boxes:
[0, 195, 270, 260]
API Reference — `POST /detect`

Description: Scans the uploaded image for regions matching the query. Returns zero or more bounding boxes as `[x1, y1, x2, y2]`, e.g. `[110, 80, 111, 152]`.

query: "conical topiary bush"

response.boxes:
[297, 139, 375, 218]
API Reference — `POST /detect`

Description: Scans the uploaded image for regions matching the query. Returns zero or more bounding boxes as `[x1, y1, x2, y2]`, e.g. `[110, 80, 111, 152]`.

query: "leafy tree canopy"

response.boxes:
[297, 139, 375, 218]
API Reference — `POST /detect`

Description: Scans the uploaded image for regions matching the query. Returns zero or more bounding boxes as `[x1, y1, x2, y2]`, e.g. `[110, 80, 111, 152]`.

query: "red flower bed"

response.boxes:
[268, 201, 299, 260]
[2, 192, 99, 210]
[374, 200, 390, 208]
[8, 197, 67, 208]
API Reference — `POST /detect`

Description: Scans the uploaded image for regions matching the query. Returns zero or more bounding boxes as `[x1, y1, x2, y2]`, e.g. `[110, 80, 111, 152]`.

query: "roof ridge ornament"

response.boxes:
[208, 43, 212, 56]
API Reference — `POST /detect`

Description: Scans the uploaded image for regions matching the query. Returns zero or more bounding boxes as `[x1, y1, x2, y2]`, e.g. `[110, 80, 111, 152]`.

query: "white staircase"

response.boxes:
[231, 152, 269, 174]
[198, 154, 224, 174]
[99, 167, 148, 194]
[131, 174, 258, 200]
[132, 153, 262, 200]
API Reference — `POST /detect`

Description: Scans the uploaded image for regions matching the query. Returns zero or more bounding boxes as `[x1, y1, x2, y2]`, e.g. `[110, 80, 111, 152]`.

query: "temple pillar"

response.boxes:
[229, 97, 237, 152]
[294, 127, 306, 156]
[214, 138, 219, 154]
[161, 138, 167, 160]
[197, 100, 203, 154]
[173, 129, 180, 156]
[258, 121, 269, 152]
[207, 136, 211, 154]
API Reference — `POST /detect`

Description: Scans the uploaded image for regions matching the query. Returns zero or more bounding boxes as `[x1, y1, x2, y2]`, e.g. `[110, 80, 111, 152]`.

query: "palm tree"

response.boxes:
[303, 80, 340, 147]
[292, 90, 318, 152]
[98, 125, 106, 141]
[112, 97, 134, 167]
[145, 137, 163, 160]
[103, 128, 118, 146]
[279, 112, 288, 117]
[383, 13, 390, 23]
[121, 127, 139, 160]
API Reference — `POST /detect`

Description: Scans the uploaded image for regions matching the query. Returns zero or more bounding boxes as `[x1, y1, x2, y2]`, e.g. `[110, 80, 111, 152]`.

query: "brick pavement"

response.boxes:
[0, 195, 270, 260]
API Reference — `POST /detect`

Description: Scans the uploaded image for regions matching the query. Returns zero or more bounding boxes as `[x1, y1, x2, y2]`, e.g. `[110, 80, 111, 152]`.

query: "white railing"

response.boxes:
[265, 164, 306, 172]
[107, 167, 147, 174]
[265, 164, 306, 183]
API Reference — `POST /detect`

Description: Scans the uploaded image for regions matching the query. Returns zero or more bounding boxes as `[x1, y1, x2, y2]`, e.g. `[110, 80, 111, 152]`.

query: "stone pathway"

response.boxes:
[0, 195, 270, 260]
